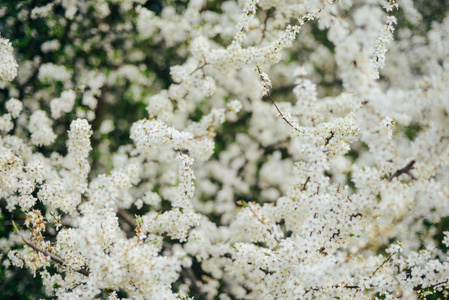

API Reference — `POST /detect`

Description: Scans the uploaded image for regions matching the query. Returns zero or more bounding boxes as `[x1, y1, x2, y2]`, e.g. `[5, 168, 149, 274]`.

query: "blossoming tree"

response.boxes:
[1, 0, 449, 299]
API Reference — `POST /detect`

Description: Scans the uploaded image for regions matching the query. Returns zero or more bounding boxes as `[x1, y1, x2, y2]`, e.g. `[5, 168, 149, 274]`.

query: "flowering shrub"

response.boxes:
[1, 0, 449, 299]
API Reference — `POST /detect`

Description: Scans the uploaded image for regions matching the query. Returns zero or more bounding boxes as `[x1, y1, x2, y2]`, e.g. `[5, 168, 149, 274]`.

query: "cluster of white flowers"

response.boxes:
[130, 119, 191, 152]
[371, 15, 398, 78]
[0, 36, 18, 82]
[38, 63, 72, 84]
[256, 67, 272, 96]
[227, 99, 242, 114]
[2, 0, 449, 299]
[0, 112, 13, 132]
[50, 90, 76, 119]
[65, 119, 93, 193]
[177, 152, 195, 199]
[28, 111, 57, 146]
[5, 98, 22, 118]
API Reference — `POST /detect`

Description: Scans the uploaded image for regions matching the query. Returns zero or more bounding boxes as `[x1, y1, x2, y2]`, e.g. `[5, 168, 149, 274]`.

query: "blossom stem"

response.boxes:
[247, 204, 280, 244]
[371, 252, 393, 277]
[12, 220, 90, 277]
[388, 160, 416, 181]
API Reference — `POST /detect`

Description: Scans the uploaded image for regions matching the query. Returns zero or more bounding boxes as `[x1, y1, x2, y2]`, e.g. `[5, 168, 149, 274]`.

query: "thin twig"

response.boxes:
[332, 251, 397, 290]
[266, 90, 299, 131]
[117, 209, 137, 227]
[247, 204, 280, 244]
[188, 61, 208, 76]
[256, 67, 302, 133]
[116, 209, 173, 250]
[116, 210, 205, 297]
[260, 9, 271, 41]
[12, 221, 89, 276]
[182, 267, 205, 299]
[417, 279, 449, 294]
[388, 160, 416, 181]
[302, 176, 310, 191]
[324, 131, 334, 146]
[371, 253, 393, 277]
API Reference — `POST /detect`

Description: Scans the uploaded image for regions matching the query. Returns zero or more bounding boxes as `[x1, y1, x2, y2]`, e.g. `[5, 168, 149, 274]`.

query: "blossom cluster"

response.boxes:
[0, 36, 18, 82]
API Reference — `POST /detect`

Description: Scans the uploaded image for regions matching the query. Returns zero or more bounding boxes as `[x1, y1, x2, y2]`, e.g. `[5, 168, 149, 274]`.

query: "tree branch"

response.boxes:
[371, 253, 393, 277]
[117, 209, 137, 227]
[388, 160, 416, 181]
[417, 279, 449, 294]
[247, 204, 280, 244]
[12, 221, 89, 277]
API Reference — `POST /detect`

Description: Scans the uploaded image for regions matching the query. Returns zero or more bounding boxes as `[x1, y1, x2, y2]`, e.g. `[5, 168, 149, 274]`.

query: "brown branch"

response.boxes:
[270, 78, 343, 95]
[117, 210, 206, 297]
[342, 285, 360, 289]
[324, 131, 334, 147]
[302, 176, 310, 191]
[417, 279, 449, 294]
[329, 229, 341, 242]
[117, 209, 137, 227]
[266, 90, 299, 131]
[12, 221, 89, 277]
[177, 56, 209, 84]
[189, 61, 208, 76]
[388, 160, 416, 181]
[349, 213, 362, 222]
[371, 253, 393, 277]
[247, 204, 280, 244]
[117, 209, 173, 251]
[331, 250, 397, 291]
[181, 266, 206, 299]
[255, 67, 302, 133]
[260, 9, 272, 41]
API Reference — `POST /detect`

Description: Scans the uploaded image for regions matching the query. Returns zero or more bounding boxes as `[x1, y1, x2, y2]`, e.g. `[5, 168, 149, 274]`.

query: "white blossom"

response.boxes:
[51, 90, 76, 119]
[3, 0, 449, 299]
[0, 36, 18, 82]
[5, 98, 22, 118]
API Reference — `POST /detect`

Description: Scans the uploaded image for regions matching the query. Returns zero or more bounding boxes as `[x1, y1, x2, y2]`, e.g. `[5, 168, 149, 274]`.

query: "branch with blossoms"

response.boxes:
[417, 280, 449, 298]
[12, 221, 89, 277]
[388, 160, 416, 181]
[238, 200, 281, 244]
[117, 209, 207, 298]
[2, 0, 449, 299]
[255, 66, 301, 132]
